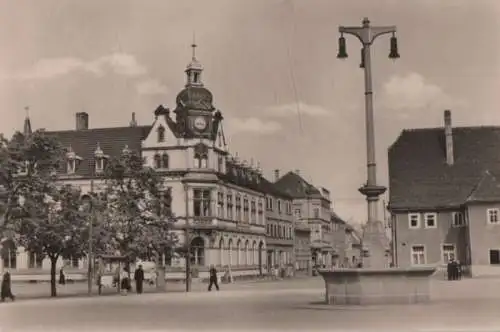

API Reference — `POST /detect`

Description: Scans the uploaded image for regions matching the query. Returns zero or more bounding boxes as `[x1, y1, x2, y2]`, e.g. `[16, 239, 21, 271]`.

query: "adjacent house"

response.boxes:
[388, 110, 500, 277]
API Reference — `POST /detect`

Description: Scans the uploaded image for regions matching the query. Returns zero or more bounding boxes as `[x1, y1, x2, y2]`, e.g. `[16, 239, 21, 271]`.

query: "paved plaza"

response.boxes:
[2, 277, 500, 331]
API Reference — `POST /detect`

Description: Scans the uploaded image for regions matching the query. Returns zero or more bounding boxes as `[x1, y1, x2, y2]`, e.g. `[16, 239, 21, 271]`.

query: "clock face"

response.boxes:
[193, 116, 208, 131]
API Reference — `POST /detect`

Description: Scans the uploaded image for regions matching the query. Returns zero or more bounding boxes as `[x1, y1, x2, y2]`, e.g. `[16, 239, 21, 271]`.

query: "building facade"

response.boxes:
[389, 110, 500, 277]
[274, 170, 335, 267]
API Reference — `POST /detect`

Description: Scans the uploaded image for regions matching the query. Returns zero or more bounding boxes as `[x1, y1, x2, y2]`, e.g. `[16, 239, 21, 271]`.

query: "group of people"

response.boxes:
[113, 265, 146, 295]
[447, 257, 462, 281]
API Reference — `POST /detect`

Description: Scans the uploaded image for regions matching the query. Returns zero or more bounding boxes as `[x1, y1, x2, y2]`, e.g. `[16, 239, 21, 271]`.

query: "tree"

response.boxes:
[15, 184, 89, 297]
[102, 151, 178, 265]
[0, 130, 63, 232]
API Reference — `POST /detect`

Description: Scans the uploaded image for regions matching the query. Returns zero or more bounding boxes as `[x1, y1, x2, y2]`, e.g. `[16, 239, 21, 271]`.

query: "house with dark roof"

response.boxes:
[274, 170, 336, 269]
[1, 46, 306, 280]
[388, 110, 500, 277]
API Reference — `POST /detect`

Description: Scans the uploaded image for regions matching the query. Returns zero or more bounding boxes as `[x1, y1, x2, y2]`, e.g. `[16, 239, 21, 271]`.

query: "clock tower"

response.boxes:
[173, 42, 222, 141]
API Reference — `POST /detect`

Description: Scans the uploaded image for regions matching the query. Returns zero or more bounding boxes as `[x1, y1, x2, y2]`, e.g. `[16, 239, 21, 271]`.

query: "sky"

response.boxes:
[0, 0, 499, 225]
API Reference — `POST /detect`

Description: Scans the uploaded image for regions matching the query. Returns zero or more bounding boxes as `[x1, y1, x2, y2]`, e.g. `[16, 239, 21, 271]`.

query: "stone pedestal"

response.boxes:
[361, 220, 389, 269]
[319, 267, 436, 305]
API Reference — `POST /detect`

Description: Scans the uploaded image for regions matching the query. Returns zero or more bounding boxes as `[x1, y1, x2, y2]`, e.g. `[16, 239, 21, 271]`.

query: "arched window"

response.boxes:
[228, 239, 233, 267]
[154, 153, 162, 169]
[244, 240, 250, 266]
[1, 239, 17, 269]
[252, 241, 257, 265]
[161, 153, 169, 168]
[219, 238, 225, 267]
[236, 239, 242, 266]
[190, 237, 205, 266]
[157, 125, 165, 142]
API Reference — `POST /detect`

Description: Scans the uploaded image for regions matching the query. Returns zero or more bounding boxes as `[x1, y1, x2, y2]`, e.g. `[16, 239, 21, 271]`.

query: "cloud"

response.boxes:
[136, 79, 169, 95]
[380, 72, 461, 114]
[265, 102, 331, 117]
[4, 53, 147, 81]
[227, 117, 282, 135]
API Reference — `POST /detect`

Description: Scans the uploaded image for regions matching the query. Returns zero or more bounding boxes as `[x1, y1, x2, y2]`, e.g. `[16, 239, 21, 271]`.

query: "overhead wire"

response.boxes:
[282, 0, 304, 135]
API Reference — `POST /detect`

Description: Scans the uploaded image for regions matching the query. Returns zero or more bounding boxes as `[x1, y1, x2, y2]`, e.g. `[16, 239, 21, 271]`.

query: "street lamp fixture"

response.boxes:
[337, 18, 399, 269]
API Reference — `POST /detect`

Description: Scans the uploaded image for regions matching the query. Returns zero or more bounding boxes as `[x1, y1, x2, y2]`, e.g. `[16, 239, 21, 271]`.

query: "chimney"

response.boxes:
[274, 169, 280, 182]
[130, 112, 137, 127]
[295, 169, 300, 176]
[76, 112, 89, 130]
[444, 110, 454, 165]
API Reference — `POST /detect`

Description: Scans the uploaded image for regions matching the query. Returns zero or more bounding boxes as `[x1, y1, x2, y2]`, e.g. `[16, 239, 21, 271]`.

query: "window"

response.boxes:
[217, 156, 224, 173]
[277, 200, 282, 214]
[424, 213, 437, 228]
[411, 245, 426, 265]
[487, 209, 500, 224]
[257, 199, 263, 216]
[28, 252, 44, 268]
[490, 249, 500, 265]
[67, 159, 76, 174]
[157, 188, 172, 217]
[313, 208, 320, 219]
[95, 157, 104, 173]
[71, 256, 79, 268]
[154, 154, 162, 169]
[217, 192, 224, 218]
[250, 200, 256, 223]
[442, 244, 456, 264]
[294, 209, 302, 219]
[266, 197, 273, 210]
[157, 125, 165, 142]
[286, 202, 292, 214]
[226, 192, 233, 219]
[452, 212, 465, 227]
[193, 189, 211, 217]
[1, 240, 16, 269]
[235, 194, 242, 221]
[408, 213, 420, 229]
[243, 198, 249, 223]
[162, 153, 169, 168]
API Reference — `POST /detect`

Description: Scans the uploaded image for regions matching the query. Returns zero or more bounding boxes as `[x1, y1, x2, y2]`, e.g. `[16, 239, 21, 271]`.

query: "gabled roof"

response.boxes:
[467, 170, 500, 203]
[388, 126, 500, 210]
[45, 126, 151, 177]
[273, 171, 323, 199]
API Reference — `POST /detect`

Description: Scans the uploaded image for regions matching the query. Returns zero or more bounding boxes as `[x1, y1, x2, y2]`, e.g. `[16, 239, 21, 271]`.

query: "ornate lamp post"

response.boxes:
[337, 18, 400, 268]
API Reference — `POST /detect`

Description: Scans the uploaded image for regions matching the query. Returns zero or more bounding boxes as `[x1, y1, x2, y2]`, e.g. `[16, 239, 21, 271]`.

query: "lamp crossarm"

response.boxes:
[339, 26, 397, 45]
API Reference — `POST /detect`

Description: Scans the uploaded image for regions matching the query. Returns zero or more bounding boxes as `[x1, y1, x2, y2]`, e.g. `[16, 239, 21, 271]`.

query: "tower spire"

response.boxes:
[23, 106, 32, 136]
[185, 34, 203, 87]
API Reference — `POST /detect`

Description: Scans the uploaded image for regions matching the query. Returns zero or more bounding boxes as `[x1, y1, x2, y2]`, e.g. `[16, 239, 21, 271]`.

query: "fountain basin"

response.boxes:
[318, 266, 436, 305]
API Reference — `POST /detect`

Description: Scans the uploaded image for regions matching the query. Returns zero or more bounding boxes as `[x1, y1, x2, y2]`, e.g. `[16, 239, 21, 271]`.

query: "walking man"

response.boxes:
[208, 264, 219, 291]
[1, 270, 15, 302]
[134, 264, 145, 294]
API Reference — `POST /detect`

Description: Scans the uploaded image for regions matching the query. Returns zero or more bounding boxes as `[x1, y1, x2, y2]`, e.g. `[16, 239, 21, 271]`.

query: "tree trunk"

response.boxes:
[50, 256, 58, 297]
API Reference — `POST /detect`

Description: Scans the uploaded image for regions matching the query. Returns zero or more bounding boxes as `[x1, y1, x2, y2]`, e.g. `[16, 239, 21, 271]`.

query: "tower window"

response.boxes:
[193, 189, 211, 217]
[157, 126, 165, 142]
[193, 72, 200, 83]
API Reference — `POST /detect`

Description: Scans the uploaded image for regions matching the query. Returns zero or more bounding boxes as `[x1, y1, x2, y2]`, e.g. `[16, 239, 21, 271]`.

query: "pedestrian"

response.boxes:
[1, 270, 15, 302]
[134, 264, 144, 294]
[59, 267, 66, 285]
[208, 264, 219, 291]
[120, 267, 130, 295]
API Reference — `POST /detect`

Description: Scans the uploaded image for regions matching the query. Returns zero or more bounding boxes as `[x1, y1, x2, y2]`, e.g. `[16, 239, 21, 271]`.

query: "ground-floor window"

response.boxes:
[28, 252, 44, 268]
[489, 249, 500, 265]
[442, 244, 456, 264]
[411, 245, 426, 265]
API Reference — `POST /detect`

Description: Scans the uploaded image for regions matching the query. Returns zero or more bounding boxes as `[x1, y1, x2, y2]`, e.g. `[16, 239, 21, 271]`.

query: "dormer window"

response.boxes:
[157, 125, 165, 143]
[66, 146, 82, 175]
[162, 153, 169, 168]
[122, 145, 131, 155]
[94, 143, 108, 174]
[217, 156, 224, 173]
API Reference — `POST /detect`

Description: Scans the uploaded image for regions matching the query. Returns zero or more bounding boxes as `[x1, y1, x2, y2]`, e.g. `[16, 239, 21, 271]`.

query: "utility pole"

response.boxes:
[184, 183, 191, 292]
[87, 178, 94, 296]
[337, 18, 400, 268]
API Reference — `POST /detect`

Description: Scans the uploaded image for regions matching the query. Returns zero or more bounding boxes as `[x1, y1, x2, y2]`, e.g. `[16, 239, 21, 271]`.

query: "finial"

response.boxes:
[191, 32, 197, 60]
[94, 142, 103, 157]
[24, 106, 30, 118]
